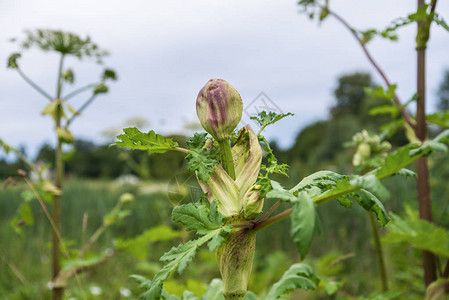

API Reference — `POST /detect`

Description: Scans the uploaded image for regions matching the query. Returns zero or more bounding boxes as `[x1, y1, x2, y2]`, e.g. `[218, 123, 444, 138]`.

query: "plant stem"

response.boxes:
[17, 68, 53, 101]
[368, 211, 388, 291]
[52, 53, 65, 300]
[65, 95, 97, 128]
[64, 82, 98, 100]
[253, 208, 293, 232]
[415, 0, 437, 286]
[218, 140, 235, 180]
[258, 200, 281, 222]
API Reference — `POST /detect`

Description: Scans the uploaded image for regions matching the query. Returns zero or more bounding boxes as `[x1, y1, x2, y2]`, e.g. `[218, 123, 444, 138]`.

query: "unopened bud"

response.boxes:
[196, 79, 243, 141]
[242, 185, 264, 219]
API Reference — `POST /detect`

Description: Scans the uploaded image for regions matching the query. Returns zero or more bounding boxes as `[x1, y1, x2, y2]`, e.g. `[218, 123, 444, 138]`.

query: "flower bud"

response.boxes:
[242, 184, 264, 219]
[196, 79, 243, 141]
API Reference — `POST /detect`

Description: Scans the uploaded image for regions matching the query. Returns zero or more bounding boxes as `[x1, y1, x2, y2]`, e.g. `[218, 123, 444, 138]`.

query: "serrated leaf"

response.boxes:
[266, 180, 298, 202]
[383, 211, 449, 258]
[369, 104, 398, 118]
[139, 229, 223, 300]
[290, 192, 317, 259]
[290, 170, 345, 193]
[350, 174, 390, 200]
[187, 132, 208, 149]
[114, 127, 178, 154]
[116, 225, 181, 260]
[250, 111, 294, 132]
[172, 203, 222, 235]
[352, 189, 390, 226]
[267, 263, 319, 299]
[186, 148, 219, 182]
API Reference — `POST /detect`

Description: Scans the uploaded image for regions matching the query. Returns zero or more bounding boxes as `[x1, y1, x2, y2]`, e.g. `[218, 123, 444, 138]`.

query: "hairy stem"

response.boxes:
[218, 140, 236, 180]
[368, 212, 389, 291]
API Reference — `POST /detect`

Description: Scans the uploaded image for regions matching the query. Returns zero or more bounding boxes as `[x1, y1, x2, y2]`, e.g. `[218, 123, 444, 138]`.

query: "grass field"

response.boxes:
[1, 168, 446, 299]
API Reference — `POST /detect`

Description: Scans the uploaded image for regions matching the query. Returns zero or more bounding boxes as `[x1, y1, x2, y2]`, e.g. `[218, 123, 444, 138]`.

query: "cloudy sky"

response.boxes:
[1, 0, 448, 158]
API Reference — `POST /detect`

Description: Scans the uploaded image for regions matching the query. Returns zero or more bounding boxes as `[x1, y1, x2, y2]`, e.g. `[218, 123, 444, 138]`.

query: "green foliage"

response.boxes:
[114, 127, 179, 154]
[250, 111, 294, 133]
[135, 202, 231, 299]
[185, 145, 219, 182]
[427, 111, 449, 128]
[266, 263, 320, 298]
[290, 193, 317, 259]
[136, 230, 225, 300]
[7, 53, 21, 69]
[383, 206, 449, 258]
[172, 202, 224, 235]
[259, 136, 289, 177]
[115, 225, 181, 260]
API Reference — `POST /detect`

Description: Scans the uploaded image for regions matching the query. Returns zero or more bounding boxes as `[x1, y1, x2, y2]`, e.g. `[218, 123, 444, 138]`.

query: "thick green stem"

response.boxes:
[218, 140, 235, 180]
[52, 54, 65, 300]
[368, 212, 388, 291]
[217, 216, 255, 299]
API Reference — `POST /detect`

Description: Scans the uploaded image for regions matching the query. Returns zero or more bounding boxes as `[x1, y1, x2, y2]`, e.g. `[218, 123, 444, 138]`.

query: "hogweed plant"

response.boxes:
[4, 29, 118, 300]
[114, 79, 449, 299]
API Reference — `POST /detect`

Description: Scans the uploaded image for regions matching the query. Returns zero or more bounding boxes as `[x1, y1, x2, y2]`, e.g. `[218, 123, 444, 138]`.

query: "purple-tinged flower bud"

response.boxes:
[196, 79, 243, 141]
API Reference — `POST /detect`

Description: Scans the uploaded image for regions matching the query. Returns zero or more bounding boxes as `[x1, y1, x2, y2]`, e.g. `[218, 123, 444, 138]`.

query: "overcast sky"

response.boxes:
[1, 0, 448, 159]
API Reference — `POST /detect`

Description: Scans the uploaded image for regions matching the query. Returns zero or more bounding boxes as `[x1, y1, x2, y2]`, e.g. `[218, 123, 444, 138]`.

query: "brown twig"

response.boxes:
[327, 8, 416, 130]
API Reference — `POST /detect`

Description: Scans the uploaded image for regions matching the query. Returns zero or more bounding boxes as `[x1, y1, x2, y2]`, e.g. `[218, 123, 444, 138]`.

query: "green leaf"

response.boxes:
[350, 174, 389, 200]
[266, 180, 298, 202]
[61, 253, 108, 271]
[172, 203, 223, 235]
[369, 105, 398, 118]
[181, 291, 199, 300]
[186, 148, 219, 182]
[427, 111, 449, 128]
[290, 170, 345, 193]
[115, 225, 181, 260]
[259, 136, 289, 177]
[201, 279, 225, 300]
[267, 263, 319, 299]
[187, 133, 208, 149]
[290, 192, 317, 259]
[114, 127, 179, 154]
[352, 189, 390, 226]
[382, 208, 449, 258]
[250, 111, 294, 133]
[143, 231, 220, 299]
[139, 229, 226, 299]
